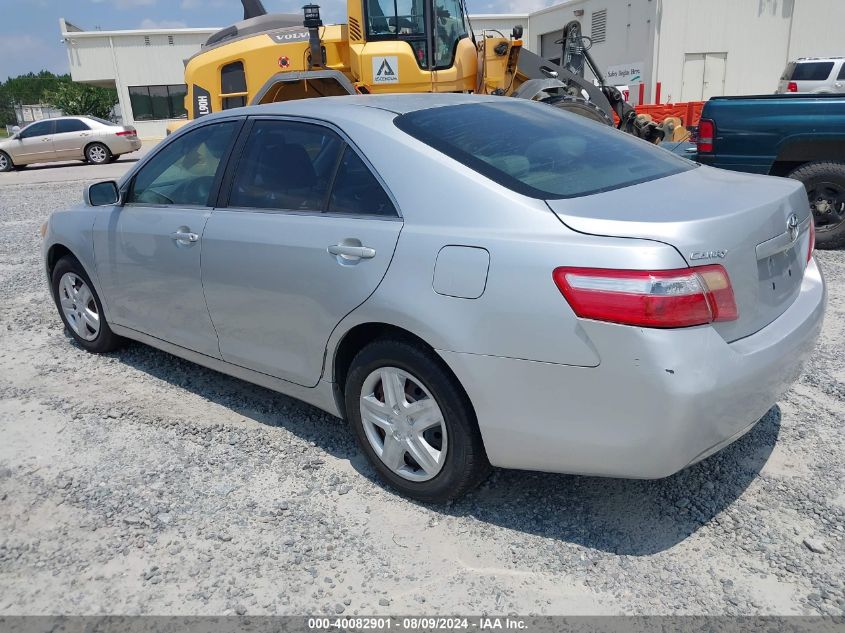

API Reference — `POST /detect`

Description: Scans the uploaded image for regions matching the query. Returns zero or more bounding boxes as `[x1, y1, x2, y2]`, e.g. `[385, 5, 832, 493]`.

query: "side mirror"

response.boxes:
[85, 181, 121, 207]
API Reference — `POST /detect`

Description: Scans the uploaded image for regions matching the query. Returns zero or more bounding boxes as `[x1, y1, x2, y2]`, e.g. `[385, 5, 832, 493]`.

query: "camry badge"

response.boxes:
[689, 250, 728, 261]
[787, 213, 800, 243]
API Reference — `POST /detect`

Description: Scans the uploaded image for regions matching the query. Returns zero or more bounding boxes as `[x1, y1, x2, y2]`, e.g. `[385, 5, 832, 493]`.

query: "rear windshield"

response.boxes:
[787, 62, 834, 81]
[394, 100, 694, 199]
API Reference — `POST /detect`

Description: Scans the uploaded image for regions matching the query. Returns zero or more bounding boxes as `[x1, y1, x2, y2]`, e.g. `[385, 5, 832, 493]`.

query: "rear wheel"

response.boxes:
[0, 151, 12, 172]
[108, 154, 121, 163]
[51, 256, 123, 353]
[85, 142, 112, 165]
[788, 161, 845, 249]
[344, 338, 490, 503]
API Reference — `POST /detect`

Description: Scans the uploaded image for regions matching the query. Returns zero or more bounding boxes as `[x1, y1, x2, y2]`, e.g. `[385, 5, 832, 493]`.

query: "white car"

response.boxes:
[777, 58, 845, 94]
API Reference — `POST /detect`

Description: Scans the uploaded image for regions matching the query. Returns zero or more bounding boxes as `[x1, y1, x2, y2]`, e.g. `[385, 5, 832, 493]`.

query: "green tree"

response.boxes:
[46, 82, 118, 120]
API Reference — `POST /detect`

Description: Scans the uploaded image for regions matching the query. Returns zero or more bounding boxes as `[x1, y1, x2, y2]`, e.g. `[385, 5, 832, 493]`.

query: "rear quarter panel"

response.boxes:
[321, 109, 688, 374]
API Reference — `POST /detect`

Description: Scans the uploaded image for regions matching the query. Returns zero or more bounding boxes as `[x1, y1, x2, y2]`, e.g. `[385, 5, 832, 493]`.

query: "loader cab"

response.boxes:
[362, 0, 472, 70]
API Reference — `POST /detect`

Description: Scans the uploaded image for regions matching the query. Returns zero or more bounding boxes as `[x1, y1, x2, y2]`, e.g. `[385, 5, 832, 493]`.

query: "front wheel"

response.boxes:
[345, 338, 490, 503]
[789, 161, 845, 250]
[51, 256, 123, 353]
[85, 143, 112, 165]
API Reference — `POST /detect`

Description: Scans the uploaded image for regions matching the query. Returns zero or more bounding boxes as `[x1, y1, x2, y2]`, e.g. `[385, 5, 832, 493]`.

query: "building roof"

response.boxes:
[59, 18, 217, 39]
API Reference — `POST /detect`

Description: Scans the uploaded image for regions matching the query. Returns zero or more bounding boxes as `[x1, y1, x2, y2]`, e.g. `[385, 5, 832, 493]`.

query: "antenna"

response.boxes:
[241, 0, 267, 20]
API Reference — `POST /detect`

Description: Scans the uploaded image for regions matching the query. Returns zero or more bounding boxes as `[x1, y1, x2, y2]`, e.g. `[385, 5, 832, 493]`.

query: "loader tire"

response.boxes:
[540, 94, 614, 127]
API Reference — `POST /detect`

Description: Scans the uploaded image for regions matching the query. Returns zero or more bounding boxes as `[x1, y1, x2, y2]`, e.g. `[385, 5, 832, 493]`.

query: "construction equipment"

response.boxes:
[170, 0, 680, 142]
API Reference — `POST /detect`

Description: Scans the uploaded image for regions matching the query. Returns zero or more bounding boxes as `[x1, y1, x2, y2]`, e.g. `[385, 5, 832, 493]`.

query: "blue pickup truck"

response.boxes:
[696, 93, 845, 248]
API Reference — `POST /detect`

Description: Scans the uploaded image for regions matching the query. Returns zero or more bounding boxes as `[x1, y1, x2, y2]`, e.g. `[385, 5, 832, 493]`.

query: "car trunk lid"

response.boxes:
[546, 165, 813, 342]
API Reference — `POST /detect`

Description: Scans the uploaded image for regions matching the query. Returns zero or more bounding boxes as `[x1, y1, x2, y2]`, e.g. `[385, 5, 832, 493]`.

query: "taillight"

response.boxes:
[116, 130, 135, 137]
[807, 219, 815, 262]
[697, 119, 715, 153]
[552, 265, 739, 328]
[787, 81, 798, 93]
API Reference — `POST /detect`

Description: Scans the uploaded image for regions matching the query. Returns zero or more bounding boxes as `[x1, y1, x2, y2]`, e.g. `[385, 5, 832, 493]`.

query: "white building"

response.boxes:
[473, 0, 845, 104]
[60, 19, 216, 139]
[61, 0, 845, 138]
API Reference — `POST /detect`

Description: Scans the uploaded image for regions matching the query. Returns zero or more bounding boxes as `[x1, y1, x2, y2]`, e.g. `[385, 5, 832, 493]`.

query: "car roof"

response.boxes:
[209, 93, 506, 120]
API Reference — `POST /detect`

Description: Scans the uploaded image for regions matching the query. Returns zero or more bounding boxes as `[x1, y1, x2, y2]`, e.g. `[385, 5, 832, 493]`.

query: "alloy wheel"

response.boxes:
[0, 154, 8, 171]
[359, 367, 447, 482]
[88, 145, 108, 164]
[58, 272, 100, 341]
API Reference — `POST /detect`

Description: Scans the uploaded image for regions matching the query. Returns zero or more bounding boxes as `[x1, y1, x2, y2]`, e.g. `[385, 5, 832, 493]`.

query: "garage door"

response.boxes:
[681, 52, 727, 101]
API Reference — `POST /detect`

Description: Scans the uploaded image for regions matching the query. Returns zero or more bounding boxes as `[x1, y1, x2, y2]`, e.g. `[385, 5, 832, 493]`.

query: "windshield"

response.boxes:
[395, 101, 695, 199]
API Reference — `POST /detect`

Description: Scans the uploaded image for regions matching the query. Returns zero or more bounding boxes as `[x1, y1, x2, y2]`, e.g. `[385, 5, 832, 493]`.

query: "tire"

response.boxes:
[85, 142, 112, 165]
[344, 338, 490, 503]
[51, 255, 123, 353]
[0, 151, 12, 172]
[788, 161, 845, 250]
[108, 154, 121, 163]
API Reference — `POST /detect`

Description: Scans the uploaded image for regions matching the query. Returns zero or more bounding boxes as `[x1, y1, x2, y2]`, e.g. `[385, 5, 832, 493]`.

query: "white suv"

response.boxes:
[777, 58, 845, 94]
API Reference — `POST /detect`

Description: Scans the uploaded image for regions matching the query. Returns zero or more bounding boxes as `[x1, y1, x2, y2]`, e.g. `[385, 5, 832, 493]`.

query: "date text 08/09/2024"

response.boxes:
[307, 617, 528, 630]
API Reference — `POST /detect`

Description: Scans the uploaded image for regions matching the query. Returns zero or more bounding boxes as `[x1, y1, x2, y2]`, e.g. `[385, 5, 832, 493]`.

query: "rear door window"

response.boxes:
[328, 147, 397, 216]
[55, 119, 90, 133]
[838, 63, 845, 80]
[229, 120, 343, 211]
[395, 101, 694, 199]
[790, 62, 834, 81]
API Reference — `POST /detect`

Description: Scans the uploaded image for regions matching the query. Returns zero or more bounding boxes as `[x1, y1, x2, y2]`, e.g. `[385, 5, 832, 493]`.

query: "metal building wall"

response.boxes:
[655, 0, 845, 102]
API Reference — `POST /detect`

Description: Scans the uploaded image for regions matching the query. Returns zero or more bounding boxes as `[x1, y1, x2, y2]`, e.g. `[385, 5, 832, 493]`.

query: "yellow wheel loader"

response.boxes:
[169, 0, 676, 142]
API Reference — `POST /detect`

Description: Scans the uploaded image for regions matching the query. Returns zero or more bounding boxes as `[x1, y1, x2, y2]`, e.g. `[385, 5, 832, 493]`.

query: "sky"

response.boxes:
[0, 0, 546, 81]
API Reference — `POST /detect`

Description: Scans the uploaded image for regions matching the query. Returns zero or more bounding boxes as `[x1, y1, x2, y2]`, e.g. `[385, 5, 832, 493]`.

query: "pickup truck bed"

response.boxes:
[697, 93, 845, 248]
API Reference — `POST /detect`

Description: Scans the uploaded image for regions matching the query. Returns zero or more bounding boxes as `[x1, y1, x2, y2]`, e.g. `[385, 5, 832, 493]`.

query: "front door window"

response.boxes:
[127, 121, 237, 207]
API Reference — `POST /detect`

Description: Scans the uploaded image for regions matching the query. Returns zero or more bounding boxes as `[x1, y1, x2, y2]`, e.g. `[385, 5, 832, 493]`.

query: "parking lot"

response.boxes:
[0, 158, 843, 616]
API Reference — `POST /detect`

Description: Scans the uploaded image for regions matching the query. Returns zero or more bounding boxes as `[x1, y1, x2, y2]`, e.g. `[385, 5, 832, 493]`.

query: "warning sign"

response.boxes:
[372, 56, 399, 84]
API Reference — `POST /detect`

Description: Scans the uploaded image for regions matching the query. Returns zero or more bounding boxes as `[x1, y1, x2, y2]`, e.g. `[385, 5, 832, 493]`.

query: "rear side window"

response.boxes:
[790, 62, 834, 81]
[395, 101, 694, 199]
[328, 147, 396, 216]
[229, 120, 343, 211]
[55, 119, 90, 133]
[838, 63, 845, 80]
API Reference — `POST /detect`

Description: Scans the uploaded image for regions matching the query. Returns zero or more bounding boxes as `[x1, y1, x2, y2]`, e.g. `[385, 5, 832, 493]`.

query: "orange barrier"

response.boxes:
[635, 102, 705, 127]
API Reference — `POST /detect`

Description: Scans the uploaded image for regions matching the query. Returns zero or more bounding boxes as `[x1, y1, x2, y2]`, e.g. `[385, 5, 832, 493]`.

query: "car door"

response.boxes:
[53, 118, 92, 159]
[11, 120, 55, 164]
[92, 118, 242, 357]
[201, 117, 403, 387]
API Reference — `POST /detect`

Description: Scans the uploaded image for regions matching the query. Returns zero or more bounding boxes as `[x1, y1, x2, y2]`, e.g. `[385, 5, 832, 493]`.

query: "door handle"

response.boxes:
[327, 244, 376, 259]
[170, 230, 199, 243]
[42, 138, 52, 142]
[80, 132, 90, 137]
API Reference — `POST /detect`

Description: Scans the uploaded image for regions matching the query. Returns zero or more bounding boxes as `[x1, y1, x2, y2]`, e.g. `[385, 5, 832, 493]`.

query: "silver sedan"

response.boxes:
[41, 95, 826, 502]
[0, 116, 141, 172]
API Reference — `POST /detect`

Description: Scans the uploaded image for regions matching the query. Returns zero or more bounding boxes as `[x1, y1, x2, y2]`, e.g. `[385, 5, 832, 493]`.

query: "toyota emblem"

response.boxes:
[787, 213, 800, 243]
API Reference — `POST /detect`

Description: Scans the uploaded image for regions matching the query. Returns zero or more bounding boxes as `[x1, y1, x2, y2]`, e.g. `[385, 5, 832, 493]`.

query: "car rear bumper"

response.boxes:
[438, 258, 826, 478]
[109, 137, 142, 154]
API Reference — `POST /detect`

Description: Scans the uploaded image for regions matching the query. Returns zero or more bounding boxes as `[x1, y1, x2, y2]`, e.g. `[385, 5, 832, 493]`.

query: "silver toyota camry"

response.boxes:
[42, 94, 826, 502]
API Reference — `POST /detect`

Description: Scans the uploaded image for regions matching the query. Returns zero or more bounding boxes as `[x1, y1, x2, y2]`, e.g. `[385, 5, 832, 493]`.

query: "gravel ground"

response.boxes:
[0, 179, 843, 616]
